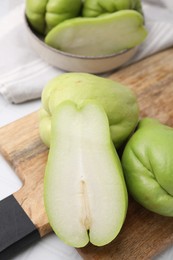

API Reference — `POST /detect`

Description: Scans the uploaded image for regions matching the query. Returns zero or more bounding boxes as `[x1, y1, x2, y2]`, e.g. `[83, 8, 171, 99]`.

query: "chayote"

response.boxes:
[45, 10, 147, 56]
[26, 0, 147, 55]
[26, 0, 82, 34]
[122, 118, 173, 216]
[39, 73, 139, 148]
[44, 100, 128, 247]
[82, 0, 143, 17]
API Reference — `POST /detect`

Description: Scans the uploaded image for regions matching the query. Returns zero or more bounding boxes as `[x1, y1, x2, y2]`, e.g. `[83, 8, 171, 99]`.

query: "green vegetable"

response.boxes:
[39, 73, 139, 148]
[26, 0, 147, 56]
[26, 0, 82, 34]
[122, 118, 173, 216]
[45, 10, 147, 56]
[44, 100, 128, 247]
[82, 0, 143, 17]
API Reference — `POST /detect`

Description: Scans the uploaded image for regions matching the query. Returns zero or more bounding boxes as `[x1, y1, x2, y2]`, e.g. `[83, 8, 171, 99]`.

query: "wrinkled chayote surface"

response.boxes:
[82, 0, 143, 17]
[122, 118, 173, 216]
[39, 73, 139, 148]
[26, 0, 82, 34]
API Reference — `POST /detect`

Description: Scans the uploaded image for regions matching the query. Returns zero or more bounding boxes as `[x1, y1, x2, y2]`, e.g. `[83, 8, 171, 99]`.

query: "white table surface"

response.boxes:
[0, 1, 173, 259]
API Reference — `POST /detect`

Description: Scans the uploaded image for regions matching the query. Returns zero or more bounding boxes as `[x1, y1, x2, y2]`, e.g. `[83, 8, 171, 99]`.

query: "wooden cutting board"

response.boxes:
[0, 48, 173, 259]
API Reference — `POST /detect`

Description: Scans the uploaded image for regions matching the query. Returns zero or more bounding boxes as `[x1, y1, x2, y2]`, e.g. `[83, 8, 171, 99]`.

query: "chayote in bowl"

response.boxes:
[26, 0, 147, 56]
[82, 0, 143, 17]
[26, 0, 82, 34]
[39, 73, 139, 148]
[122, 118, 173, 216]
[45, 10, 147, 56]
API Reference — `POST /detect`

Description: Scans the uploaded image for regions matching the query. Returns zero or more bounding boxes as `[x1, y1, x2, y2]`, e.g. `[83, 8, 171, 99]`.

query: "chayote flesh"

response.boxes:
[44, 100, 128, 247]
[122, 118, 173, 216]
[45, 10, 147, 56]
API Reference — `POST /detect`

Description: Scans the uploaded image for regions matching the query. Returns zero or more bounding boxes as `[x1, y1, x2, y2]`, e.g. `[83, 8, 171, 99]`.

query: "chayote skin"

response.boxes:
[26, 0, 144, 35]
[122, 118, 173, 216]
[82, 0, 143, 17]
[39, 73, 139, 148]
[26, 0, 82, 34]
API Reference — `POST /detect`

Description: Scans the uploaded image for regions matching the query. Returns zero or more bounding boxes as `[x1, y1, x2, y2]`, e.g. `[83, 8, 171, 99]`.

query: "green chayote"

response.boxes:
[26, 0, 82, 34]
[122, 118, 173, 216]
[45, 10, 147, 56]
[82, 0, 143, 17]
[39, 73, 139, 148]
[26, 0, 147, 55]
[44, 100, 128, 247]
[26, 0, 144, 35]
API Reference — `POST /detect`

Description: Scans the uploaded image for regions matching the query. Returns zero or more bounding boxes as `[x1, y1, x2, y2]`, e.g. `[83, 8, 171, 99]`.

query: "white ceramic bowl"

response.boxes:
[24, 15, 138, 74]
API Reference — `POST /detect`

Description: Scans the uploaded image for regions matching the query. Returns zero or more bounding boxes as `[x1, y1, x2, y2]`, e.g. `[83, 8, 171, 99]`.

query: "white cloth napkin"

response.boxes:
[0, 0, 173, 104]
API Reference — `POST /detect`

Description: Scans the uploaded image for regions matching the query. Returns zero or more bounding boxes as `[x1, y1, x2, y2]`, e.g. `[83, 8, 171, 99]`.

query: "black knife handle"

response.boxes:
[0, 195, 40, 259]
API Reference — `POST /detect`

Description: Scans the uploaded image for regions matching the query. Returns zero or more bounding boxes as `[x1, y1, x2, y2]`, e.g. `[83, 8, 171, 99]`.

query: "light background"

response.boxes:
[0, 1, 172, 259]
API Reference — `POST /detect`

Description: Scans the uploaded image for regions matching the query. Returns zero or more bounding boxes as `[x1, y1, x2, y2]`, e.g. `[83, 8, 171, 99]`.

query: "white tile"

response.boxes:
[13, 234, 83, 260]
[10, 99, 41, 117]
[0, 155, 22, 199]
[0, 97, 41, 127]
[0, 105, 22, 127]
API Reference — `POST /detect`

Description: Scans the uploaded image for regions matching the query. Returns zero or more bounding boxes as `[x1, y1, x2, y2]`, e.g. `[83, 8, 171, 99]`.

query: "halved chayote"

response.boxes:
[122, 118, 173, 216]
[45, 10, 147, 56]
[44, 100, 128, 247]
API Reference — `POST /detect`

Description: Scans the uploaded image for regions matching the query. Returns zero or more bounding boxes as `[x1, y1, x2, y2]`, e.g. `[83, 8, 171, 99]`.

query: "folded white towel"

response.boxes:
[0, 1, 173, 104]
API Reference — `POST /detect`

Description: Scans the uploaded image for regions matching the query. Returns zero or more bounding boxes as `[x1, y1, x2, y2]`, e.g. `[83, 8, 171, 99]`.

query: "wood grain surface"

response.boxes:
[0, 48, 173, 259]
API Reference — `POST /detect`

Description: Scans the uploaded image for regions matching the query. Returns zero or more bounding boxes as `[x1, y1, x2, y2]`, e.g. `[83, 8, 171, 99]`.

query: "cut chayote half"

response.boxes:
[44, 100, 128, 247]
[45, 10, 147, 56]
[39, 73, 139, 148]
[122, 118, 173, 216]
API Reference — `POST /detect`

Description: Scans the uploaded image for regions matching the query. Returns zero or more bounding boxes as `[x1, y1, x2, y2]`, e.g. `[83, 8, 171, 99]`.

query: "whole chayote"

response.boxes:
[39, 73, 139, 148]
[122, 118, 173, 216]
[26, 0, 82, 34]
[82, 0, 143, 17]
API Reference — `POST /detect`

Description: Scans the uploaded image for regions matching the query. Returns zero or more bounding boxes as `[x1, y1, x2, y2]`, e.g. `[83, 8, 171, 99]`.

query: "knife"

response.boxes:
[0, 195, 40, 259]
